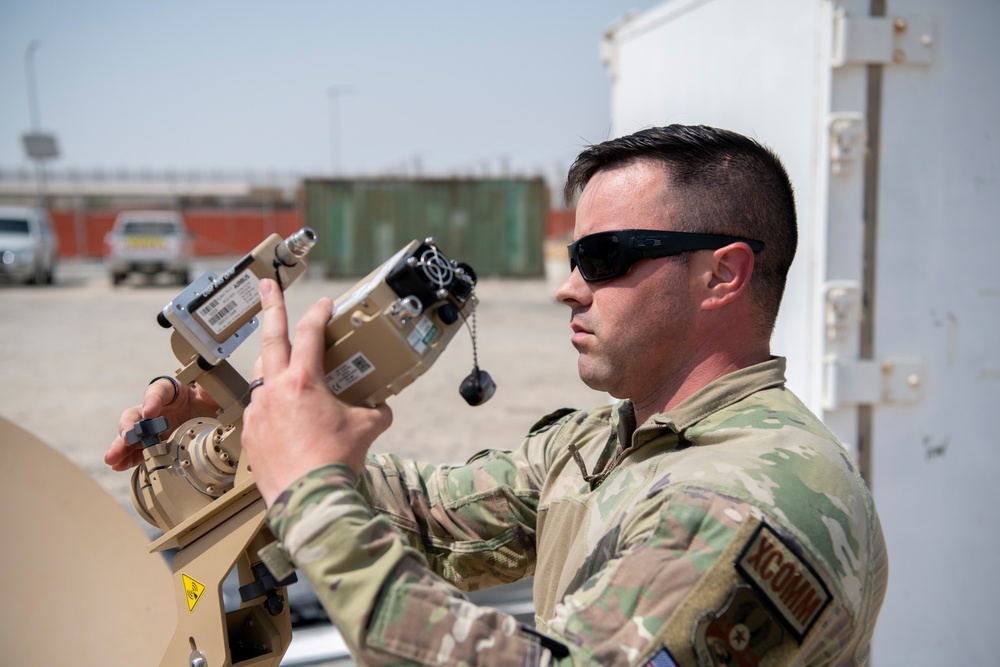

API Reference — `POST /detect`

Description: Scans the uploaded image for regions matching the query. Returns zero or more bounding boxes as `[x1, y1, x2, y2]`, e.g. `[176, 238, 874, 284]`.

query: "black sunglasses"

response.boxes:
[567, 229, 765, 283]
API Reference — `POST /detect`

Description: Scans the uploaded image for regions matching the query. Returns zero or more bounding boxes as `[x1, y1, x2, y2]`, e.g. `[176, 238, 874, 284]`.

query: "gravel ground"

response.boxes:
[0, 256, 610, 519]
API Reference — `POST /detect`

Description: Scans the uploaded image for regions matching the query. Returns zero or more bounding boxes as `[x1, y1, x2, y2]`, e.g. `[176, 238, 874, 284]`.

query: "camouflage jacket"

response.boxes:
[266, 357, 888, 666]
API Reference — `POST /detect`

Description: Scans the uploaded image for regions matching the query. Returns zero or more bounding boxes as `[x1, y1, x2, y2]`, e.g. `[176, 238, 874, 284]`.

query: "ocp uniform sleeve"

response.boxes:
[265, 461, 576, 665]
[353, 446, 545, 590]
[336, 408, 576, 592]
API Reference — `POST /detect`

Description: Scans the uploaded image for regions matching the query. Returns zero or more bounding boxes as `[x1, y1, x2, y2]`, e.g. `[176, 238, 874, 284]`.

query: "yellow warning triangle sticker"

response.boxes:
[181, 574, 207, 612]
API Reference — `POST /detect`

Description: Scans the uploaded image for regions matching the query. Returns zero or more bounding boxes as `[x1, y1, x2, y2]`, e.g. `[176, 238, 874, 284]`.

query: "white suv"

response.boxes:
[0, 205, 58, 285]
[105, 210, 192, 286]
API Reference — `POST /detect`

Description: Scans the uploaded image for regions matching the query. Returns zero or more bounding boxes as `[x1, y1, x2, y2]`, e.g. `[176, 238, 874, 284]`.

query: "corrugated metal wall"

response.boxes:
[302, 178, 547, 278]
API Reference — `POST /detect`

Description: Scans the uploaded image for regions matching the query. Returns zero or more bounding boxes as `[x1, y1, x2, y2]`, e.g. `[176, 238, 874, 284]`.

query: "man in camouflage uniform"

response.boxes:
[109, 125, 888, 665]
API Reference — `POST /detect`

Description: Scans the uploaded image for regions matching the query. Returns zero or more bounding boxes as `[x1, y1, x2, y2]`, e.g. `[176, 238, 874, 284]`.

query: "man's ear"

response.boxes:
[701, 243, 755, 310]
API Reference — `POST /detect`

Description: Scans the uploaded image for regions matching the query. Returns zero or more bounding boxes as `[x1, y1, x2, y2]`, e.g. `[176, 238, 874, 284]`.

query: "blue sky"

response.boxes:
[0, 1, 656, 180]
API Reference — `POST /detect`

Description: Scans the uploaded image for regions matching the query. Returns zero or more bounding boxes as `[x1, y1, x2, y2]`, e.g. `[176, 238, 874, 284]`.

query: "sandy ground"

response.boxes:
[0, 256, 610, 522]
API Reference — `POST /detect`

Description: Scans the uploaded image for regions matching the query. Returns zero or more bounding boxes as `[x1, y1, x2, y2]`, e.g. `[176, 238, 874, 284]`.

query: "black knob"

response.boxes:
[126, 417, 170, 448]
[438, 303, 459, 325]
[239, 563, 298, 617]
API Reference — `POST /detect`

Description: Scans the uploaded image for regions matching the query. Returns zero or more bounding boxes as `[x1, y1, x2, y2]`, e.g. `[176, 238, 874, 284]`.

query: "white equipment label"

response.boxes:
[195, 270, 260, 335]
[326, 352, 376, 395]
[407, 316, 438, 355]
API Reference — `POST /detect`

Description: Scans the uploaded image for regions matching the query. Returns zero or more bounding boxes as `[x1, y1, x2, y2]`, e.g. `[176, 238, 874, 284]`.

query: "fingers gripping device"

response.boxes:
[127, 229, 493, 667]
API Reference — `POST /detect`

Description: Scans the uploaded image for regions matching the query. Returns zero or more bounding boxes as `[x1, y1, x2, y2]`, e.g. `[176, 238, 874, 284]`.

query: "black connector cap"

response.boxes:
[459, 369, 496, 406]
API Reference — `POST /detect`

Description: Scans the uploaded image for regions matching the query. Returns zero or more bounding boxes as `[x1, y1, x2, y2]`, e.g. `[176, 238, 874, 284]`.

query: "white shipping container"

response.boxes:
[602, 0, 999, 663]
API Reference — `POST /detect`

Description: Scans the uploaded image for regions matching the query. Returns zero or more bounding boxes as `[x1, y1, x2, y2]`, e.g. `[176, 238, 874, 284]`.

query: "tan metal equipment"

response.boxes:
[126, 230, 487, 667]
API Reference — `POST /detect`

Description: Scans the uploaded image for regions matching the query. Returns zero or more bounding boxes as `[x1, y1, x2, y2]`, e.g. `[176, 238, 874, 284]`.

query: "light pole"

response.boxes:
[327, 85, 354, 175]
[22, 39, 58, 209]
[25, 40, 41, 131]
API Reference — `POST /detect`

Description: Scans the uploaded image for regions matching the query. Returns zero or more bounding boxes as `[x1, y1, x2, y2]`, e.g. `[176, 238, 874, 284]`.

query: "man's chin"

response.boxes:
[577, 360, 623, 397]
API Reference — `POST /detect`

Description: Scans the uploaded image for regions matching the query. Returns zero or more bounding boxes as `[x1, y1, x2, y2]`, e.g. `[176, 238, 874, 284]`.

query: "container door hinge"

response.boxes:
[829, 113, 866, 175]
[822, 280, 924, 409]
[823, 357, 924, 410]
[832, 8, 934, 67]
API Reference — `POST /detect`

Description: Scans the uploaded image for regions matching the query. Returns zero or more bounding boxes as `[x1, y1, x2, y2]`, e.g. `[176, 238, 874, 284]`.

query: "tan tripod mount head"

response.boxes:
[128, 232, 485, 667]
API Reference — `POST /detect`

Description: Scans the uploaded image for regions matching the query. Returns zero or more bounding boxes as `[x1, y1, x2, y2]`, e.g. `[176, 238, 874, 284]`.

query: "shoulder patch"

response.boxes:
[526, 407, 577, 437]
[693, 584, 786, 666]
[735, 522, 832, 641]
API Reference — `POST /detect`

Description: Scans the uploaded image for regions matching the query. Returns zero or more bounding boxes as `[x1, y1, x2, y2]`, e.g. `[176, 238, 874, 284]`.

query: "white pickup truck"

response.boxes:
[104, 210, 192, 286]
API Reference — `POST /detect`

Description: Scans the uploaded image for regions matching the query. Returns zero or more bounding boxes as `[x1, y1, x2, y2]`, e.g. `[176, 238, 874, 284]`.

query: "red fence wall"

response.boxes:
[49, 207, 574, 258]
[546, 208, 575, 240]
[50, 208, 303, 258]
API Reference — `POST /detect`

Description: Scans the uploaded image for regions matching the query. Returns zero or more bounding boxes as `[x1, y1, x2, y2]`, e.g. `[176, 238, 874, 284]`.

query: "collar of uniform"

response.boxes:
[575, 401, 633, 483]
[612, 401, 636, 446]
[649, 356, 788, 432]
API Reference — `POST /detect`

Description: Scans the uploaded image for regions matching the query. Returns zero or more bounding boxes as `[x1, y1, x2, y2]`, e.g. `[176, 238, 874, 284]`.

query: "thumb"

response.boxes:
[141, 399, 159, 420]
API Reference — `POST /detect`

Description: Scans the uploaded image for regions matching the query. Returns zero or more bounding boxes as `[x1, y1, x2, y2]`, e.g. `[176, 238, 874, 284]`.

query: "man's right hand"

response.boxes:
[104, 378, 221, 472]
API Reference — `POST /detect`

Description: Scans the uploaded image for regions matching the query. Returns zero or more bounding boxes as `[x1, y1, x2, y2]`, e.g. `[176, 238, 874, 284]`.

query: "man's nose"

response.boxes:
[555, 266, 591, 307]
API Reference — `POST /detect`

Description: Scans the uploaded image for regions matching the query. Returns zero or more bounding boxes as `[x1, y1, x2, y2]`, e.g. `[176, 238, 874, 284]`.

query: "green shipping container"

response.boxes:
[302, 178, 547, 278]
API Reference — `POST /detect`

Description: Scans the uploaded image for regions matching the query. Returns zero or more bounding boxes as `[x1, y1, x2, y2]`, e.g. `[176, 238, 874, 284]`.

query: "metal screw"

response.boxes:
[893, 17, 907, 31]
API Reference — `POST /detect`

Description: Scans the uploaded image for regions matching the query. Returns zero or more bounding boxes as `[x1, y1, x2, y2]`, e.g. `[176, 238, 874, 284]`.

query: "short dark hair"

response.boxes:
[564, 124, 797, 335]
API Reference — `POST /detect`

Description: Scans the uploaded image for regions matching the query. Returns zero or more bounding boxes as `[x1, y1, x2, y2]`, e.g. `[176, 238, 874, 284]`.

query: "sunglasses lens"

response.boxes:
[575, 234, 622, 281]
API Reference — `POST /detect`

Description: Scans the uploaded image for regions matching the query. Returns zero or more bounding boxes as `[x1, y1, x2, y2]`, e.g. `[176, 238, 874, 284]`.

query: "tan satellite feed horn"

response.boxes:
[125, 230, 492, 667]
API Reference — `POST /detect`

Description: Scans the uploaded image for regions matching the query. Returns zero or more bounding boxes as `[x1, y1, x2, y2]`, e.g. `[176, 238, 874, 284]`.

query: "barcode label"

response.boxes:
[207, 300, 238, 326]
[326, 352, 376, 395]
[195, 270, 260, 335]
[351, 355, 372, 373]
